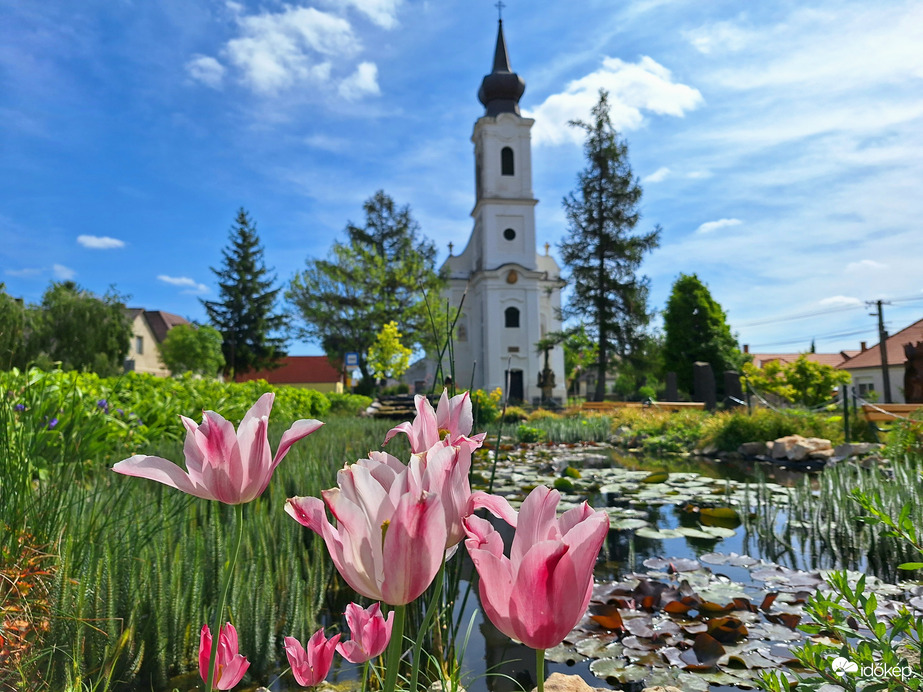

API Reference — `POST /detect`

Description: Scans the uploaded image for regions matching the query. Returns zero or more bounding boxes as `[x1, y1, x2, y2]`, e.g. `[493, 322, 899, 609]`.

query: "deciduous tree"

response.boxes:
[662, 273, 742, 396]
[559, 91, 660, 401]
[158, 323, 225, 377]
[742, 355, 850, 407]
[0, 284, 28, 370]
[29, 281, 132, 375]
[368, 321, 412, 382]
[288, 191, 443, 389]
[202, 209, 287, 376]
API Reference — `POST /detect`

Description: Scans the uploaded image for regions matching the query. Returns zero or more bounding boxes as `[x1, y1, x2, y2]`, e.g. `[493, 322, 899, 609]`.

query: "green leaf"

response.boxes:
[898, 562, 923, 570]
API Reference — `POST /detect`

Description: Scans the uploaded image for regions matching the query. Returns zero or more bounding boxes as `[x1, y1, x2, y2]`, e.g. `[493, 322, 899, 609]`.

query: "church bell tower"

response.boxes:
[440, 20, 566, 404]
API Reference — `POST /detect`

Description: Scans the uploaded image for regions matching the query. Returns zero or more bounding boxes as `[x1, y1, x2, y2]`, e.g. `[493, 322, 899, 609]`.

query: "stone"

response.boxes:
[788, 437, 832, 461]
[534, 673, 604, 692]
[771, 435, 806, 459]
[833, 442, 882, 458]
[738, 441, 769, 457]
[642, 687, 683, 692]
[808, 448, 835, 460]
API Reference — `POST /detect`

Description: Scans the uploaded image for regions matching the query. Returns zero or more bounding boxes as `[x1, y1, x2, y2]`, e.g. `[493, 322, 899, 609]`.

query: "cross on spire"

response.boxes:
[495, 0, 505, 20]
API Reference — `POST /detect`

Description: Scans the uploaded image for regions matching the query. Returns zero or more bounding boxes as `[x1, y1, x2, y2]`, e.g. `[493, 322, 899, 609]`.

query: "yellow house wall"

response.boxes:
[127, 315, 170, 377]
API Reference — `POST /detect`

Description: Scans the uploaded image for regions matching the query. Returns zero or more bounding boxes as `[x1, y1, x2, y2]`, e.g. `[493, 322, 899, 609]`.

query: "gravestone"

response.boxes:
[904, 341, 923, 403]
[693, 362, 717, 411]
[724, 370, 743, 408]
[664, 371, 678, 401]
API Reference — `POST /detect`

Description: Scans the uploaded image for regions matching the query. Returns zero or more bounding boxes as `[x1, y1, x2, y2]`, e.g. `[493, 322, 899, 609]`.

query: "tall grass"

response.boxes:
[746, 429, 923, 582]
[2, 368, 400, 690]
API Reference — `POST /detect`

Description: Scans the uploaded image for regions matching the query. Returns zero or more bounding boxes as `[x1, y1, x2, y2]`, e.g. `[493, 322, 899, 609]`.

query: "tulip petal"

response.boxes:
[381, 491, 447, 605]
[511, 486, 562, 565]
[198, 625, 211, 684]
[113, 455, 214, 501]
[510, 539, 569, 649]
[274, 418, 324, 467]
[464, 517, 517, 641]
[217, 654, 250, 689]
[467, 490, 519, 528]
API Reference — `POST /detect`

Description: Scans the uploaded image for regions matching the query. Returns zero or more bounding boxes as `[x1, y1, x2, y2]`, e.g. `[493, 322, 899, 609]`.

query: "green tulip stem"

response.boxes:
[360, 660, 369, 692]
[207, 503, 245, 692]
[536, 648, 546, 692]
[409, 557, 447, 692]
[383, 604, 407, 692]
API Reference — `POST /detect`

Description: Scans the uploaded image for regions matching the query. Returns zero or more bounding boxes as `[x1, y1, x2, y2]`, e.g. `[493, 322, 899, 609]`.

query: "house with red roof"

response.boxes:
[837, 317, 923, 403]
[125, 308, 189, 376]
[236, 356, 344, 394]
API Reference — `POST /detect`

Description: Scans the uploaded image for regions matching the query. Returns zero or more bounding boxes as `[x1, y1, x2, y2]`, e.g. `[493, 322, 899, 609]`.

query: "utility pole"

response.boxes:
[869, 299, 892, 403]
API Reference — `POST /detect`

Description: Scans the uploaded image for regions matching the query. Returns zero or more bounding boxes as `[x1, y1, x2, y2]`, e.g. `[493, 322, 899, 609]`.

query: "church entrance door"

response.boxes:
[507, 369, 524, 404]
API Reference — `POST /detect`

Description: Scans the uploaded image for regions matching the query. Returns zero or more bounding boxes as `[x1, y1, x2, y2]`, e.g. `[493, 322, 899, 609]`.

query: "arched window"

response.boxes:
[504, 306, 520, 328]
[501, 147, 514, 176]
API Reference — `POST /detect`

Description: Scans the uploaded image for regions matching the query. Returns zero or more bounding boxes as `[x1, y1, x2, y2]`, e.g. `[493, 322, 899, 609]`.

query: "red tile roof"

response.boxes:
[838, 317, 923, 369]
[750, 352, 849, 369]
[236, 356, 342, 384]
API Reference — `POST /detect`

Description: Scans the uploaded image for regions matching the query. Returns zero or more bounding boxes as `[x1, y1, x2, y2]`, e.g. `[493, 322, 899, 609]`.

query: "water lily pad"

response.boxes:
[675, 526, 720, 540]
[635, 527, 684, 539]
[544, 643, 587, 665]
[588, 659, 648, 683]
[641, 471, 670, 483]
[609, 517, 650, 531]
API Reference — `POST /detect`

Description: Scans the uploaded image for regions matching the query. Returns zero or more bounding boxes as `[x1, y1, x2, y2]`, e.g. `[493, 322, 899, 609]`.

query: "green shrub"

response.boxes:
[700, 408, 843, 451]
[516, 424, 546, 443]
[326, 391, 373, 416]
[527, 408, 561, 421]
[501, 405, 529, 423]
[471, 387, 502, 427]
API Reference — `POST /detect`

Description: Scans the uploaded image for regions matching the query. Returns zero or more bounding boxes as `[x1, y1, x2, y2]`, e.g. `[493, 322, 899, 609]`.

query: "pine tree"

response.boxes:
[559, 90, 661, 401]
[202, 209, 286, 376]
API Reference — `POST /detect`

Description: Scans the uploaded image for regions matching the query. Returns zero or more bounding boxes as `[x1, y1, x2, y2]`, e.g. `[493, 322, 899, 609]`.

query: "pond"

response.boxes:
[166, 443, 915, 692]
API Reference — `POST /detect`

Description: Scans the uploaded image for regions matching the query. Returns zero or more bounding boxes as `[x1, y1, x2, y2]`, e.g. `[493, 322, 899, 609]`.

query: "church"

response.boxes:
[431, 20, 568, 405]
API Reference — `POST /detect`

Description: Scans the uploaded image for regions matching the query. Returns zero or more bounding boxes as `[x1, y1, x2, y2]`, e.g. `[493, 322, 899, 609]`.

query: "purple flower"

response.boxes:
[14, 403, 25, 412]
[47, 418, 58, 429]
[116, 408, 124, 416]
[97, 399, 109, 413]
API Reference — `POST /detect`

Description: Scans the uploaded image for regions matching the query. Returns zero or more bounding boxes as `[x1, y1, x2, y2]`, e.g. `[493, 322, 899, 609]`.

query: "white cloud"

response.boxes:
[846, 259, 887, 272]
[5, 267, 41, 277]
[525, 56, 703, 146]
[77, 234, 125, 249]
[819, 295, 864, 308]
[53, 264, 75, 280]
[338, 61, 379, 100]
[225, 7, 357, 94]
[643, 166, 671, 183]
[686, 170, 712, 179]
[685, 20, 753, 55]
[695, 218, 742, 234]
[334, 0, 403, 29]
[158, 275, 207, 293]
[186, 55, 226, 89]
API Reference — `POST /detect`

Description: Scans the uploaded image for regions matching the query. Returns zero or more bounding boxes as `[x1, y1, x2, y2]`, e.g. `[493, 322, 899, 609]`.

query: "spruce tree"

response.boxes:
[559, 90, 661, 401]
[202, 209, 286, 376]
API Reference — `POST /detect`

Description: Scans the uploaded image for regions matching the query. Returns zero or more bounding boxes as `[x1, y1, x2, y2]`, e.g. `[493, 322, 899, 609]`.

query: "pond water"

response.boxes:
[166, 444, 910, 692]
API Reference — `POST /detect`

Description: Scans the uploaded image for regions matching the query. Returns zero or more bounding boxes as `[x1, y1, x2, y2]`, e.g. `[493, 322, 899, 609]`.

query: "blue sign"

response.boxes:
[344, 352, 359, 368]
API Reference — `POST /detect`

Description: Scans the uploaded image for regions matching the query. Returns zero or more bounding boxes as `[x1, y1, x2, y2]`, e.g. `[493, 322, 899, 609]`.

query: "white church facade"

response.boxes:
[429, 20, 567, 404]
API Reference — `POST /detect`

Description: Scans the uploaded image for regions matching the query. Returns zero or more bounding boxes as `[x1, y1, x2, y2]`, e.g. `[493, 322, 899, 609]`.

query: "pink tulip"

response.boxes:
[415, 442, 473, 548]
[113, 393, 322, 504]
[463, 486, 608, 650]
[286, 457, 447, 605]
[284, 628, 340, 687]
[336, 602, 394, 663]
[384, 390, 486, 454]
[198, 623, 250, 690]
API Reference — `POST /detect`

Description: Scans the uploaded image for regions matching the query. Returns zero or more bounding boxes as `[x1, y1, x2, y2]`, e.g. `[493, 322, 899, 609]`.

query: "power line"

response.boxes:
[749, 326, 875, 350]
[736, 303, 864, 328]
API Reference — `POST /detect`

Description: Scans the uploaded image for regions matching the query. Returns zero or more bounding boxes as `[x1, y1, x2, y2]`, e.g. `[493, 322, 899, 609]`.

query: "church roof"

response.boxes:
[477, 20, 526, 116]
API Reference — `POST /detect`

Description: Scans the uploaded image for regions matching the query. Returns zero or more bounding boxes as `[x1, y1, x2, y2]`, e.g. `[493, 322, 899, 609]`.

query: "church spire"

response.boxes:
[477, 19, 526, 117]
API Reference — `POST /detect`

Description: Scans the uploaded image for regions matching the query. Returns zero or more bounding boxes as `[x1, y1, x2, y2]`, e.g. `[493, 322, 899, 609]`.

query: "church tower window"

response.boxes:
[504, 306, 520, 328]
[503, 228, 516, 241]
[501, 146, 514, 176]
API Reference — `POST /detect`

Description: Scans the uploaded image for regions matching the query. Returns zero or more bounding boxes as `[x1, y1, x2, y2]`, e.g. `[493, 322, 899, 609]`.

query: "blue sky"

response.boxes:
[3, 0, 922, 356]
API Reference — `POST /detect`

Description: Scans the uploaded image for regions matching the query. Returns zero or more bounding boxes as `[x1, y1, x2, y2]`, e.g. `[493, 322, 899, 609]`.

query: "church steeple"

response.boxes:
[477, 20, 526, 116]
